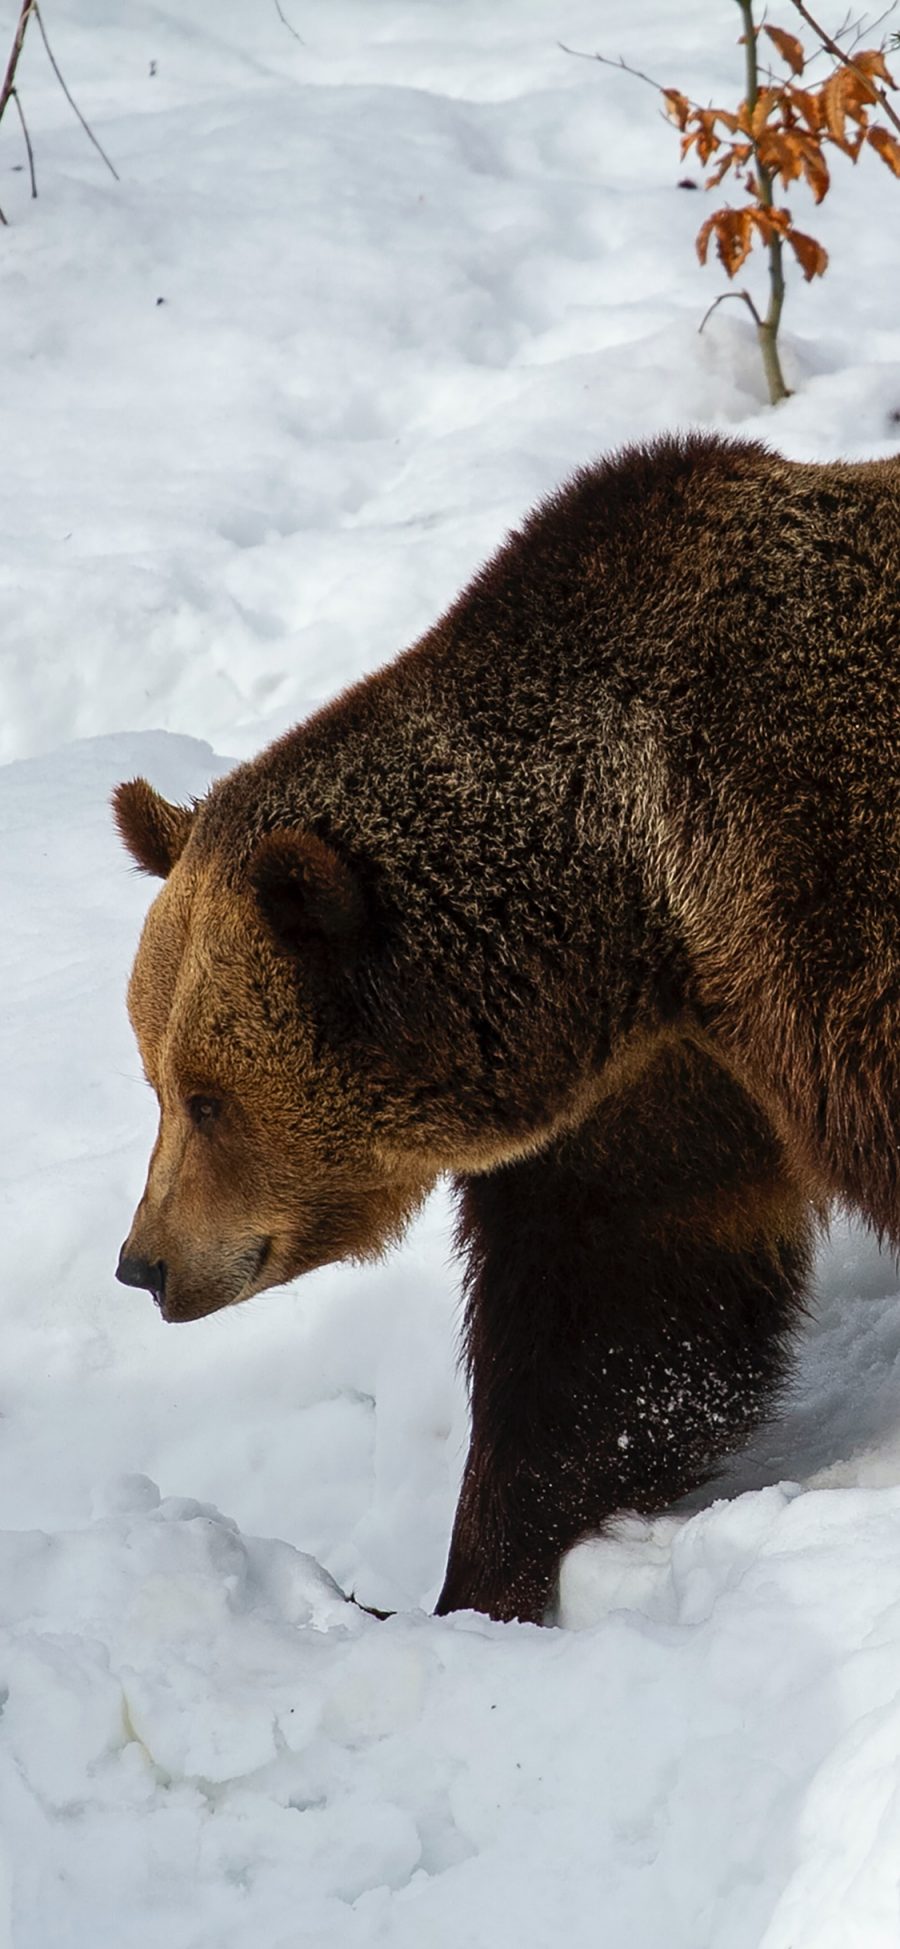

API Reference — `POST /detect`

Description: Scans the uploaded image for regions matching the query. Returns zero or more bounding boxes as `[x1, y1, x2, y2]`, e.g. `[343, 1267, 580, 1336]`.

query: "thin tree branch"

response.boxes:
[699, 287, 763, 332]
[32, 1, 120, 181]
[787, 0, 900, 133]
[274, 0, 304, 44]
[0, 0, 34, 130]
[558, 43, 713, 122]
[12, 86, 36, 196]
[800, 7, 899, 65]
[845, 4, 899, 55]
[559, 42, 669, 92]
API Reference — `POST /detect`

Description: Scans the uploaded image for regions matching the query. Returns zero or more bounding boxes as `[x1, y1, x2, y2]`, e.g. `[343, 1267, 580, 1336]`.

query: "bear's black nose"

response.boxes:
[116, 1252, 167, 1299]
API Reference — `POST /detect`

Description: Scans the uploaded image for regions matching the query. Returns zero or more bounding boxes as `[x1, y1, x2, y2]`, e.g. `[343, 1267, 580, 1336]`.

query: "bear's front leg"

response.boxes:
[436, 1039, 812, 1623]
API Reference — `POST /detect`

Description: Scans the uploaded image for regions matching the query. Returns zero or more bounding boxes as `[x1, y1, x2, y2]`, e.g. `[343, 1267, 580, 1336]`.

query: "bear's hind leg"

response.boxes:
[436, 1040, 813, 1623]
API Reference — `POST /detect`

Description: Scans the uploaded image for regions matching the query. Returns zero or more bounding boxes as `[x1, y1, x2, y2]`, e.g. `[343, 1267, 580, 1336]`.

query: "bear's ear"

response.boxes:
[112, 778, 197, 879]
[249, 829, 366, 958]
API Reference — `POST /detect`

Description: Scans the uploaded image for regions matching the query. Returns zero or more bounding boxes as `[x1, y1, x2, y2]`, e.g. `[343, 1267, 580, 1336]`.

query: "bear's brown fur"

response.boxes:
[113, 431, 900, 1623]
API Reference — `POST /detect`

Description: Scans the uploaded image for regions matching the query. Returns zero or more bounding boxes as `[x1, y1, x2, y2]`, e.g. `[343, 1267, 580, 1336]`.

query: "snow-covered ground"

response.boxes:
[2, 2, 900, 1942]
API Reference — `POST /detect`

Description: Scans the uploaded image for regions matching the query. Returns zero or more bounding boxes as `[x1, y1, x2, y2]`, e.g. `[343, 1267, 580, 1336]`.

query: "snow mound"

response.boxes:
[4, 1481, 900, 1946]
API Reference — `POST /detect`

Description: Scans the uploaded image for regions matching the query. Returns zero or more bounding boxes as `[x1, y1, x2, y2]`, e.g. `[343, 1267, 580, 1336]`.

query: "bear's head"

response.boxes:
[111, 778, 436, 1322]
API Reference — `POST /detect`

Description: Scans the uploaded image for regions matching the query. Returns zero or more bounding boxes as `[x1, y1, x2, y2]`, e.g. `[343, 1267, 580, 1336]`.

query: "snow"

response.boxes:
[2, 0, 900, 1941]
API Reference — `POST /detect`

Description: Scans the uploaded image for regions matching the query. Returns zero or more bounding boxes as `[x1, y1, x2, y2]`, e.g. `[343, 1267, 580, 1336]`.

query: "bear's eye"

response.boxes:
[187, 1094, 221, 1131]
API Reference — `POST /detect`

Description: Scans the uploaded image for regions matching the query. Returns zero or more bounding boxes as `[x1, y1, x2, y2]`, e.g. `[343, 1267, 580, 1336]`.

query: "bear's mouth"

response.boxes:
[157, 1236, 272, 1323]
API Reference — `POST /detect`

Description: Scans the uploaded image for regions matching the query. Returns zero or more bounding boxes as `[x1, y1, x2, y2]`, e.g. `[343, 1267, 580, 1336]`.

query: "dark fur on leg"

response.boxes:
[436, 1040, 814, 1623]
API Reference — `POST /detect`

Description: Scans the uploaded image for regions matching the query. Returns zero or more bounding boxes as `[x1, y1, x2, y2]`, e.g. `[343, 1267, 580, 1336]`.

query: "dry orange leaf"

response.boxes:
[868, 123, 900, 175]
[797, 139, 830, 203]
[761, 203, 791, 234]
[787, 87, 825, 135]
[705, 150, 738, 189]
[695, 212, 717, 266]
[787, 228, 828, 279]
[696, 207, 756, 278]
[718, 210, 754, 276]
[850, 49, 896, 87]
[750, 89, 778, 141]
[822, 71, 849, 146]
[662, 88, 690, 130]
[757, 130, 804, 184]
[764, 26, 805, 76]
[820, 68, 880, 151]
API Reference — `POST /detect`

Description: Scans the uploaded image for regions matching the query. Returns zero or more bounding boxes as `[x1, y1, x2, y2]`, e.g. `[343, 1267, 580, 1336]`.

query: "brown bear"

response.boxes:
[113, 431, 900, 1625]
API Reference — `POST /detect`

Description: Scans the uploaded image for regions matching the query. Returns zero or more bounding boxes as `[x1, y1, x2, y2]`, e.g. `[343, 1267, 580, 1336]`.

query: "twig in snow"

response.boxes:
[559, 42, 669, 95]
[32, 2, 120, 181]
[274, 0, 304, 45]
[12, 88, 36, 197]
[0, 0, 34, 130]
[698, 288, 762, 333]
[558, 41, 711, 123]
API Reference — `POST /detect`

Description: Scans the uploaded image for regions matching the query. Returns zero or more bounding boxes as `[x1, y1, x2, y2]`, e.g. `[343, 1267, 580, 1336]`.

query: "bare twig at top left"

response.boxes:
[0, 0, 119, 226]
[0, 0, 35, 221]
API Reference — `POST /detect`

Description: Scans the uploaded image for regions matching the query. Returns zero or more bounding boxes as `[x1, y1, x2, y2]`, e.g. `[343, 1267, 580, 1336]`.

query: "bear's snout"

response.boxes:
[114, 1223, 279, 1322]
